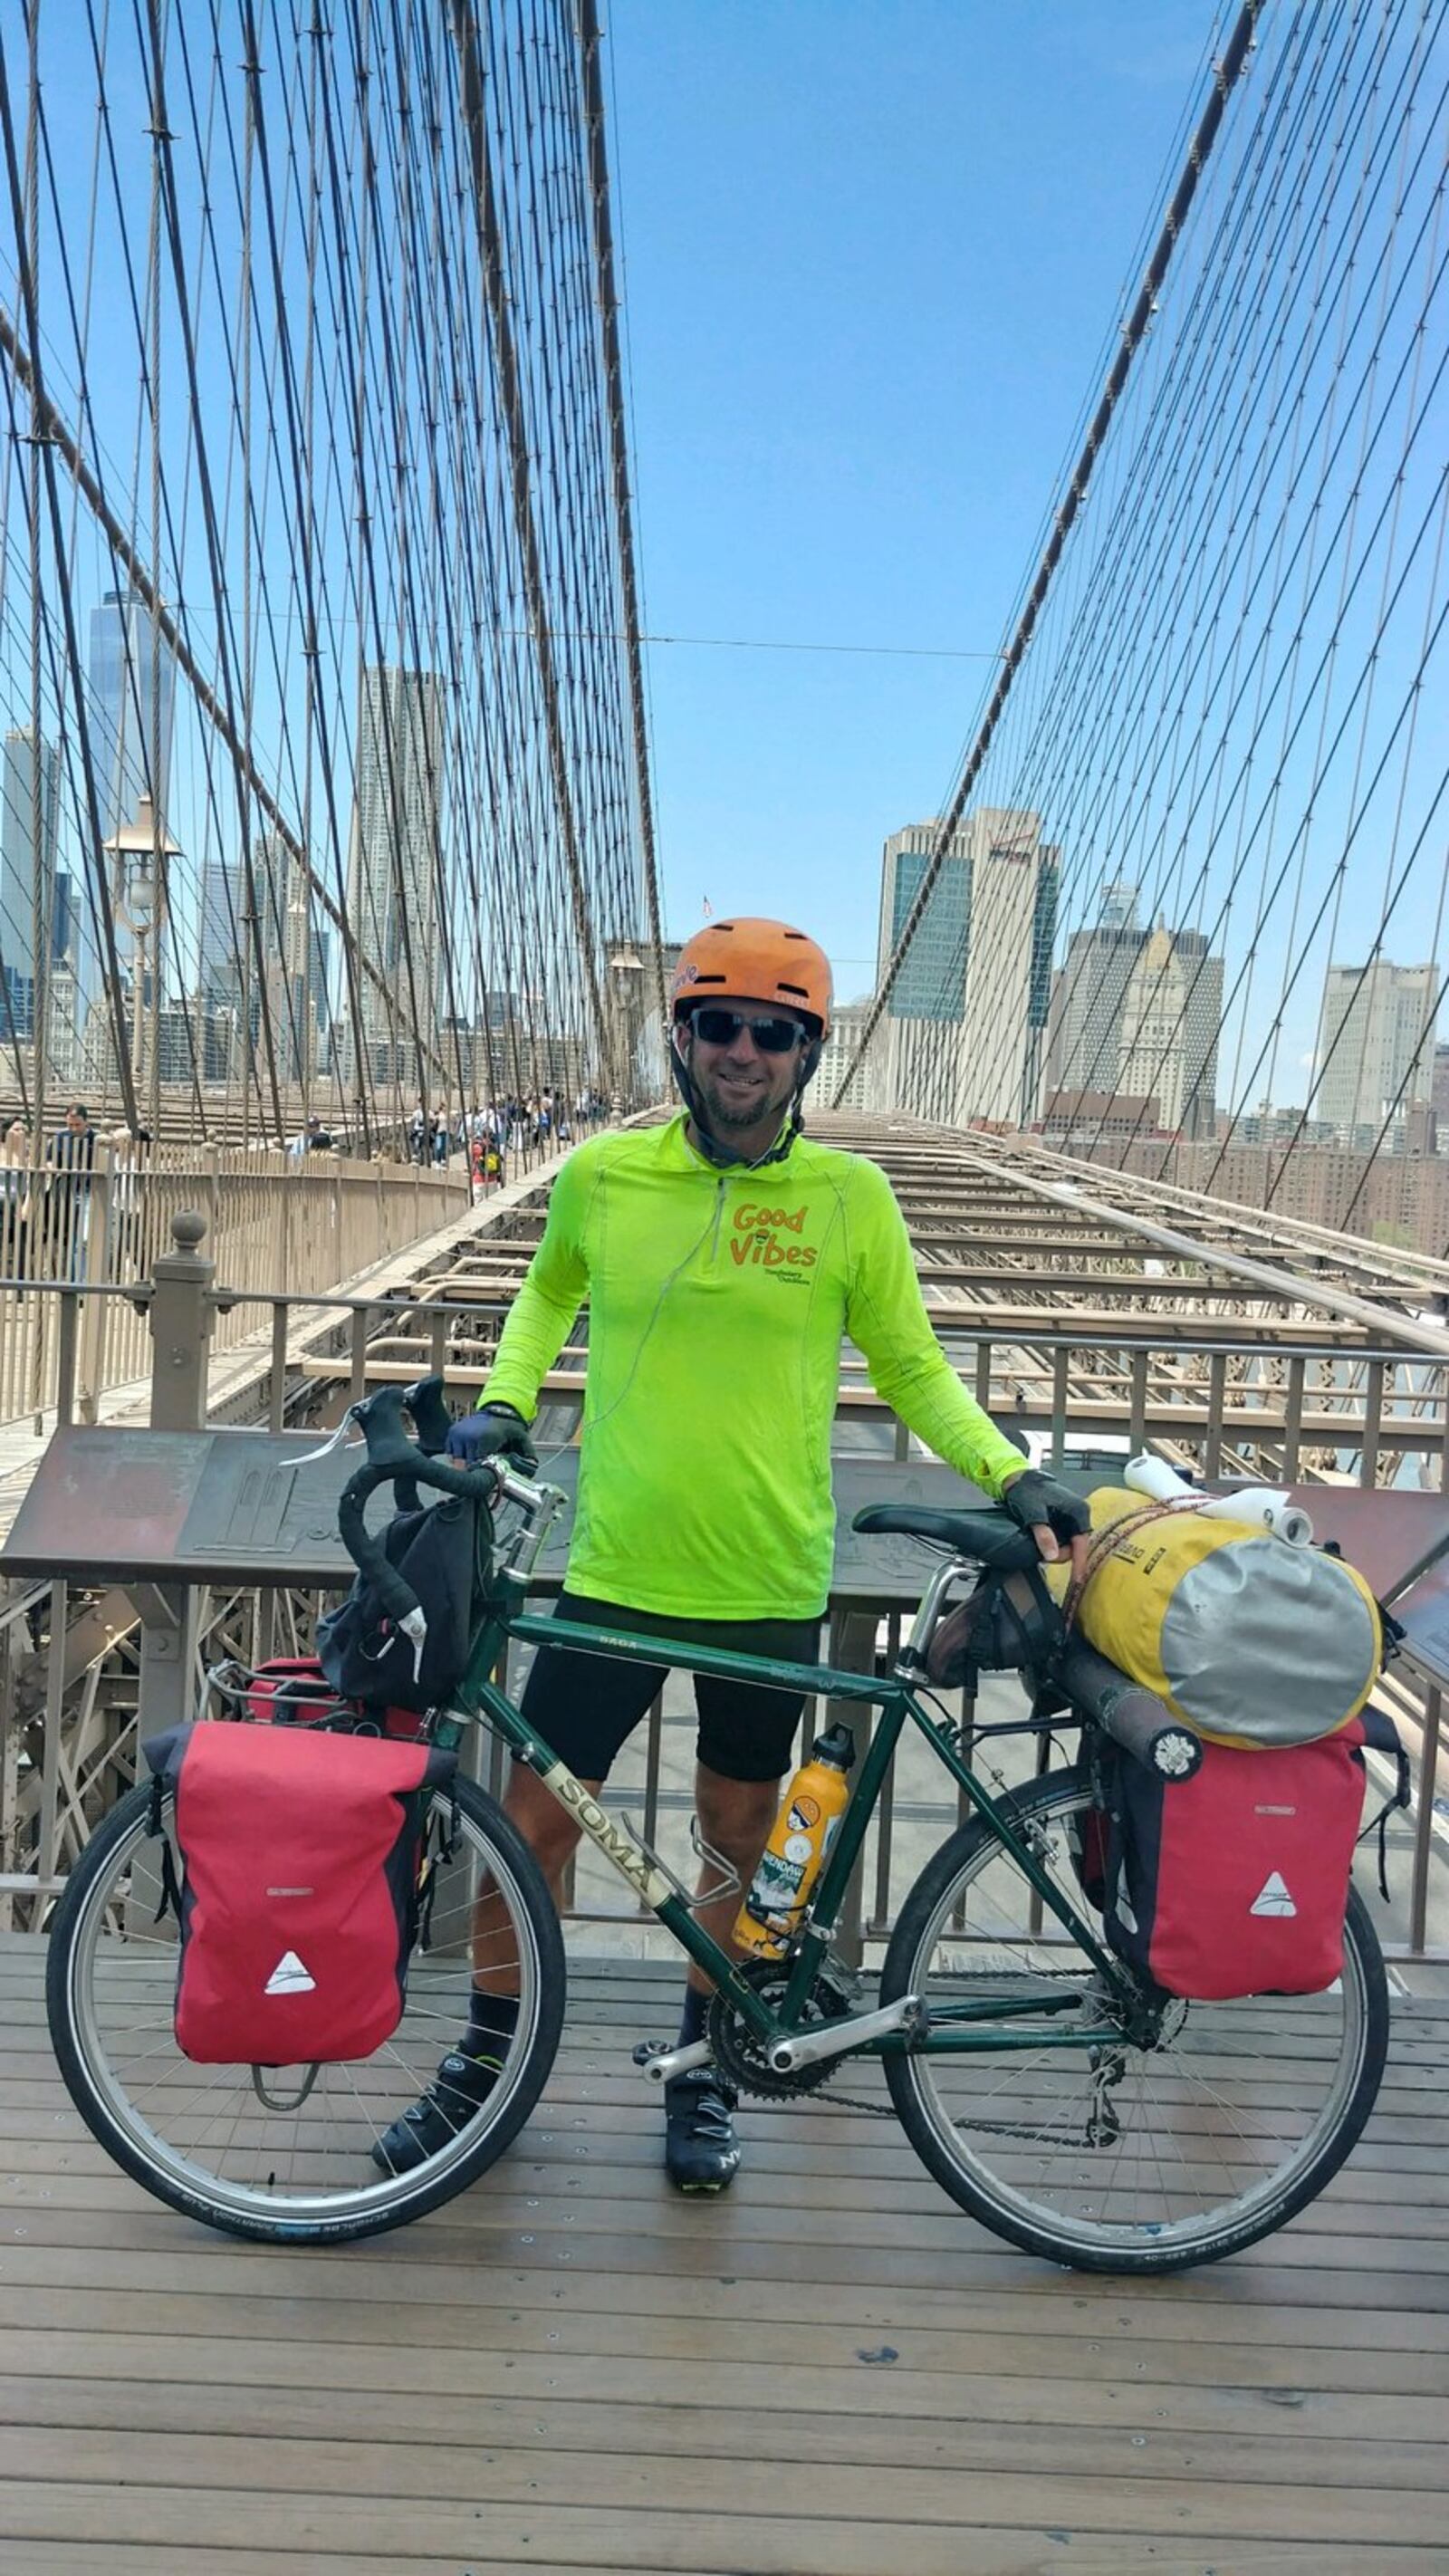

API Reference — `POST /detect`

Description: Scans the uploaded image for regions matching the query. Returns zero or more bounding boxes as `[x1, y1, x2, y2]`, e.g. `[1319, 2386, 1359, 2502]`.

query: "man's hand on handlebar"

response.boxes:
[1000, 1466, 1091, 1583]
[446, 1400, 538, 1476]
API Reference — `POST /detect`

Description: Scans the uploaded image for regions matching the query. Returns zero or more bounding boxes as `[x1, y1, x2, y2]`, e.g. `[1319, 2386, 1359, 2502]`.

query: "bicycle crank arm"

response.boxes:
[632, 2037, 714, 2085]
[769, 1995, 920, 2075]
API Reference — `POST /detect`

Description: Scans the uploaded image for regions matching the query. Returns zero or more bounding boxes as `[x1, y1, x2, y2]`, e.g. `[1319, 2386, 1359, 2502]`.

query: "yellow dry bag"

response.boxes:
[1061, 1488, 1382, 1748]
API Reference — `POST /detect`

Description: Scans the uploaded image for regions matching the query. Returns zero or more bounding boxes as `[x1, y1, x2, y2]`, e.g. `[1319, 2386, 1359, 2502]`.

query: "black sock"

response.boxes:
[465, 1989, 520, 2061]
[677, 1987, 708, 2048]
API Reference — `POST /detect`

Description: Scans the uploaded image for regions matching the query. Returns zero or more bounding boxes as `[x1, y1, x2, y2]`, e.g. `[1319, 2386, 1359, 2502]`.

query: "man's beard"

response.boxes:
[697, 1069, 784, 1130]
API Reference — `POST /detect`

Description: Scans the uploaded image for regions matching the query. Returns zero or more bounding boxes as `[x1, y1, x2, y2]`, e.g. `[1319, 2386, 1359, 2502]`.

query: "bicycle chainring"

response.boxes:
[706, 1961, 856, 2100]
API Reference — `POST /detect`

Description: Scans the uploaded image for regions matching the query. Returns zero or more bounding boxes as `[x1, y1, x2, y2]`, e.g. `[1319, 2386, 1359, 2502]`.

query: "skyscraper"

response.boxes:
[875, 820, 973, 1119]
[197, 856, 245, 1006]
[876, 822, 974, 1018]
[345, 666, 444, 1086]
[1051, 882, 1147, 1098]
[1117, 925, 1223, 1137]
[955, 809, 1059, 1126]
[311, 926, 332, 1072]
[0, 726, 62, 1041]
[815, 998, 886, 1114]
[1314, 959, 1438, 1140]
[247, 829, 315, 1082]
[877, 810, 1058, 1124]
[89, 589, 177, 842]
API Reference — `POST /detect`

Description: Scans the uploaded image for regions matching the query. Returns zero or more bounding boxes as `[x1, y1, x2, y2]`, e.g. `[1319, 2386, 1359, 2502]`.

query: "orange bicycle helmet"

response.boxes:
[670, 918, 832, 1037]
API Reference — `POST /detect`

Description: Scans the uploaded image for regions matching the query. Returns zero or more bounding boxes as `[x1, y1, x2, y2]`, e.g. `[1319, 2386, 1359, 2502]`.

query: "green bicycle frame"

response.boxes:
[447, 1596, 1137, 2058]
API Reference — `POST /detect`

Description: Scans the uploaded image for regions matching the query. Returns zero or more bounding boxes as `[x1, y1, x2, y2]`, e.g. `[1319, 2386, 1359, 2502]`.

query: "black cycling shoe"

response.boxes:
[371, 2046, 502, 2176]
[664, 2066, 741, 2194]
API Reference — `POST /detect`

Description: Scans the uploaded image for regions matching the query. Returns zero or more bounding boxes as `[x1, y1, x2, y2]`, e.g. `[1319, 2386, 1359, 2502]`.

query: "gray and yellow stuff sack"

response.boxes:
[1057, 1488, 1383, 1748]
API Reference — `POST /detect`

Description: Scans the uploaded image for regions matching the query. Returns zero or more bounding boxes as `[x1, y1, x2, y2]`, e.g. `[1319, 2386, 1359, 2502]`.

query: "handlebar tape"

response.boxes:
[336, 1449, 498, 1627]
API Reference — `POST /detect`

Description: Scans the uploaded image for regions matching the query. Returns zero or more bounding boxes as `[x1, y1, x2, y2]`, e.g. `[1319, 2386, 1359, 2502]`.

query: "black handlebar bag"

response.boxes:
[144, 1722, 456, 2065]
[317, 1492, 490, 1713]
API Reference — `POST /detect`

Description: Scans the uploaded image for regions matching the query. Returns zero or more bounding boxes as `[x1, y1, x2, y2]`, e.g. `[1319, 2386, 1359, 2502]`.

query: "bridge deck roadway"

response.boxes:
[0, 1938, 1444, 2573]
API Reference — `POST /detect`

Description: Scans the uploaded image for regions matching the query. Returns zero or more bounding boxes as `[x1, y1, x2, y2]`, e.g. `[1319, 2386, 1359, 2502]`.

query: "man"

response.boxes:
[45, 1104, 95, 1281]
[378, 918, 1089, 2191]
[287, 1113, 331, 1162]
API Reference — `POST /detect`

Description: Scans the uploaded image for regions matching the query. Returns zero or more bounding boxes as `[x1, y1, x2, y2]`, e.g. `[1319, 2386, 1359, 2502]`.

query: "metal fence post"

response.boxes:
[148, 1208, 215, 1432]
[205, 1145, 221, 1258]
[273, 1172, 291, 1298]
[139, 1209, 215, 1753]
[75, 1147, 111, 1423]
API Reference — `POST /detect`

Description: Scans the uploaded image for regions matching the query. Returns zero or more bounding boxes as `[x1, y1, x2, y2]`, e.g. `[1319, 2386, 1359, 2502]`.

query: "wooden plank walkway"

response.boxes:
[0, 1942, 1445, 2573]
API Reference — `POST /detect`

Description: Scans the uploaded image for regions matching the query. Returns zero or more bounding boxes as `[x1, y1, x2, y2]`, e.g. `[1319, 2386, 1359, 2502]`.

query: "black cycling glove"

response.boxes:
[446, 1400, 538, 1475]
[1000, 1468, 1091, 1548]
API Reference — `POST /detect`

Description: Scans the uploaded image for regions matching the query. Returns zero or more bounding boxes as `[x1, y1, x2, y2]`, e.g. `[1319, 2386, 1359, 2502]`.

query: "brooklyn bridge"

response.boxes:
[0, 4, 1445, 2567]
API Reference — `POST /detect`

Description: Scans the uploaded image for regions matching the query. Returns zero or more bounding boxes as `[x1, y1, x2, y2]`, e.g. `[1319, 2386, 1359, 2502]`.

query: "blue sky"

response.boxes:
[608, 0, 1223, 997]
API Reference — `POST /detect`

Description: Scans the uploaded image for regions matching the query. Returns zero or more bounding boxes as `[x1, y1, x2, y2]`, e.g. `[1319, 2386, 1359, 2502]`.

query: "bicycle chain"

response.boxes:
[745, 2089, 1116, 2143]
[711, 1794, 1122, 2140]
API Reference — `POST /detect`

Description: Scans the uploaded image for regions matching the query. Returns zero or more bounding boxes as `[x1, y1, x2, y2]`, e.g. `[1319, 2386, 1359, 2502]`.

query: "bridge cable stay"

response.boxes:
[576, 0, 669, 1047]
[844, 0, 1389, 1139]
[843, 1, 1449, 1263]
[0, 29, 141, 1136]
[878, 0, 1319, 1141]
[0, 0, 657, 1149]
[834, 0, 1266, 1111]
[1040, 0, 1447, 1203]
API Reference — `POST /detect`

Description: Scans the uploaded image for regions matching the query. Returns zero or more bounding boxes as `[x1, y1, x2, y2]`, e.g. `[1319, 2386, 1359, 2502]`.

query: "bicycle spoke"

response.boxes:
[885, 1769, 1384, 2268]
[49, 1778, 561, 2236]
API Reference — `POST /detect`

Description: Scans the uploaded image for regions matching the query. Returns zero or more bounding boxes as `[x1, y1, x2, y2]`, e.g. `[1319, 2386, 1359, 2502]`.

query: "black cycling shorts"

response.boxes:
[518, 1589, 821, 1786]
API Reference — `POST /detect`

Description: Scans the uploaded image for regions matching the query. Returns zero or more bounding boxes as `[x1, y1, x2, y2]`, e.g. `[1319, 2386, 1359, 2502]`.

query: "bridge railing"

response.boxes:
[2, 1232, 1444, 1956]
[0, 1141, 473, 1429]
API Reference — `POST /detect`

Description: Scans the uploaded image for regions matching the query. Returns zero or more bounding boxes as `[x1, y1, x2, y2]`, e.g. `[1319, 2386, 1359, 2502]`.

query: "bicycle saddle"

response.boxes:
[851, 1504, 1040, 1571]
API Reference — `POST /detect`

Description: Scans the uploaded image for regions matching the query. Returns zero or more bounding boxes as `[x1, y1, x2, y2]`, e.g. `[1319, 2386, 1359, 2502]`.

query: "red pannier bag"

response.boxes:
[245, 1655, 426, 1744]
[144, 1720, 456, 2064]
[245, 1658, 341, 1725]
[1102, 1718, 1376, 1999]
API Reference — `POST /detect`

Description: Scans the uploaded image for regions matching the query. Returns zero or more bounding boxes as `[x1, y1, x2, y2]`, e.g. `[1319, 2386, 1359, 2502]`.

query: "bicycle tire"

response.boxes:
[880, 1764, 1388, 2274]
[46, 1771, 566, 2244]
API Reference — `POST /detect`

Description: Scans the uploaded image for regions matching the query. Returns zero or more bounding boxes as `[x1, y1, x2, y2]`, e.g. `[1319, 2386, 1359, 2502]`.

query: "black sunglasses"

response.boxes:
[687, 1007, 807, 1054]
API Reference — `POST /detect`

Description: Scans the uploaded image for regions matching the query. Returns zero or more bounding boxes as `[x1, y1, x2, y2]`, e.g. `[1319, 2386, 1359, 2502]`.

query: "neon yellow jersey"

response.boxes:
[480, 1116, 1026, 1620]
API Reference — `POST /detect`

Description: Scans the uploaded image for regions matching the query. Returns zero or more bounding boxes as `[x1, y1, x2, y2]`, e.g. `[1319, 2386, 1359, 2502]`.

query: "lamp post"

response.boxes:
[605, 943, 645, 1109]
[102, 793, 180, 1122]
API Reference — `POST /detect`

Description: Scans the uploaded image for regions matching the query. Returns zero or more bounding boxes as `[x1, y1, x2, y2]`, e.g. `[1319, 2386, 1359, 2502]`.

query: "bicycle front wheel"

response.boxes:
[47, 1771, 565, 2243]
[881, 1764, 1388, 2273]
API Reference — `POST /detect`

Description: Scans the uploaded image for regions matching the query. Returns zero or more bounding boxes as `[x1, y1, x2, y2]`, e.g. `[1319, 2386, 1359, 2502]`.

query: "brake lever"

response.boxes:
[398, 1602, 428, 1678]
[288, 1412, 366, 1468]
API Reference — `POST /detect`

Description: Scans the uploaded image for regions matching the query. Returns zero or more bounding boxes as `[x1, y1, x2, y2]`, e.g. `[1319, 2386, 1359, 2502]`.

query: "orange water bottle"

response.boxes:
[734, 1724, 855, 1959]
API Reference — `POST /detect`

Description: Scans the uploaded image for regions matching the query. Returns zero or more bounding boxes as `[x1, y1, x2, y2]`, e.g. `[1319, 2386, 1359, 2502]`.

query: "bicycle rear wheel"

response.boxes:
[881, 1764, 1388, 2273]
[46, 1771, 565, 2243]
